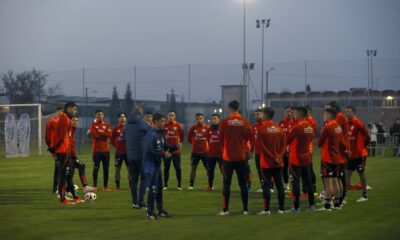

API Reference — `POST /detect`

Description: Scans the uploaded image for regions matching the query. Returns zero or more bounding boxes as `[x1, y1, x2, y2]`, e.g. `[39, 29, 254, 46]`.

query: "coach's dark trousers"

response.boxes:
[128, 159, 146, 205]
[221, 160, 248, 212]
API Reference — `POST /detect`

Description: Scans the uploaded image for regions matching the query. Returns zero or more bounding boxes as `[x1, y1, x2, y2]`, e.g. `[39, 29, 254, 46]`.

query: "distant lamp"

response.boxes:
[218, 108, 223, 113]
[386, 96, 393, 100]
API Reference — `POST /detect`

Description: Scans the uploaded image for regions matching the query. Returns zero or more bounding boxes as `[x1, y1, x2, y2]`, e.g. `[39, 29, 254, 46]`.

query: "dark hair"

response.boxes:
[153, 113, 166, 121]
[64, 102, 76, 110]
[195, 113, 204, 117]
[56, 106, 64, 111]
[284, 106, 292, 110]
[95, 109, 103, 114]
[324, 108, 337, 118]
[167, 110, 176, 114]
[144, 111, 153, 115]
[346, 105, 357, 113]
[228, 100, 240, 111]
[263, 108, 275, 119]
[296, 106, 308, 118]
[254, 109, 264, 113]
[328, 101, 341, 112]
[211, 113, 220, 118]
[117, 112, 126, 118]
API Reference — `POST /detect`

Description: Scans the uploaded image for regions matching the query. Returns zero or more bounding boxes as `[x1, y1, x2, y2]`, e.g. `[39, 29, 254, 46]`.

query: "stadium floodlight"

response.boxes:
[249, 63, 255, 69]
[386, 96, 393, 100]
[256, 17, 271, 106]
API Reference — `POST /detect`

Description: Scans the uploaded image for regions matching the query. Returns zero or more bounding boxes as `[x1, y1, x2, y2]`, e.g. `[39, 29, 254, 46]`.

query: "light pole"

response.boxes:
[366, 49, 377, 122]
[256, 18, 271, 105]
[265, 67, 275, 107]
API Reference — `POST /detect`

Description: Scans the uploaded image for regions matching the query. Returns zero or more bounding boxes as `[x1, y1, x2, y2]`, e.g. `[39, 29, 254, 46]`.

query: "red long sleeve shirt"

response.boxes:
[306, 115, 318, 153]
[111, 123, 127, 156]
[163, 121, 184, 155]
[220, 113, 252, 161]
[207, 126, 222, 158]
[90, 119, 112, 153]
[318, 120, 347, 164]
[45, 116, 59, 147]
[348, 117, 370, 159]
[287, 119, 314, 167]
[279, 118, 294, 152]
[53, 112, 72, 154]
[251, 121, 264, 154]
[258, 120, 286, 168]
[187, 123, 209, 154]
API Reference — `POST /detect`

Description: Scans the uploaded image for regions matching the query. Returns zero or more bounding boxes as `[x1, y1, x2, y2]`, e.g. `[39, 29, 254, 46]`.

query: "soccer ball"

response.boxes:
[84, 192, 97, 202]
[74, 184, 79, 193]
[319, 191, 326, 201]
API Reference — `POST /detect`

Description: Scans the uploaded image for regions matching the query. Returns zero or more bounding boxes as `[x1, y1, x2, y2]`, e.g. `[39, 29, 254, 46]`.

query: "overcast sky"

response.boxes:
[0, 0, 399, 101]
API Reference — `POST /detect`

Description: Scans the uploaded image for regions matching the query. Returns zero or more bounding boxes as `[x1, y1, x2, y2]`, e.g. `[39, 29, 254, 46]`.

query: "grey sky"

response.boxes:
[1, 0, 399, 102]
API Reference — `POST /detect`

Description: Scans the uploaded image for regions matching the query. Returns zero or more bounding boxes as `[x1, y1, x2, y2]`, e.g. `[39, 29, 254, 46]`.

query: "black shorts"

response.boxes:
[321, 162, 338, 178]
[191, 153, 208, 166]
[346, 157, 366, 172]
[337, 164, 345, 178]
[115, 154, 128, 167]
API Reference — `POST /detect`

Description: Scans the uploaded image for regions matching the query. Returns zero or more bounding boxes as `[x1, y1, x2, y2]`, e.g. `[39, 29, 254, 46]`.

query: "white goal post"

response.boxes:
[0, 103, 44, 157]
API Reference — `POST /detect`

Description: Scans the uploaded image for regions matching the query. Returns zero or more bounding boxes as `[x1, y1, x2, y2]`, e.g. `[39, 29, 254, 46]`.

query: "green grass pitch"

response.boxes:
[0, 144, 399, 240]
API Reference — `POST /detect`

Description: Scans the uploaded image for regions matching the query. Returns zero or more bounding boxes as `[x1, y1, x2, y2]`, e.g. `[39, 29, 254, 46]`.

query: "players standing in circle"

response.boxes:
[251, 108, 265, 193]
[48, 102, 81, 204]
[187, 113, 209, 190]
[90, 109, 113, 191]
[279, 106, 294, 192]
[111, 112, 129, 191]
[45, 106, 64, 195]
[317, 108, 348, 211]
[206, 114, 223, 191]
[218, 101, 252, 216]
[345, 106, 371, 202]
[143, 113, 178, 220]
[256, 108, 286, 215]
[286, 107, 315, 212]
[163, 111, 184, 190]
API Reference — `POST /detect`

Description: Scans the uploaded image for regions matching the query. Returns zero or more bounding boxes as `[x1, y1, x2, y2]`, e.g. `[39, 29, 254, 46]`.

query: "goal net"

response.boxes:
[0, 104, 52, 157]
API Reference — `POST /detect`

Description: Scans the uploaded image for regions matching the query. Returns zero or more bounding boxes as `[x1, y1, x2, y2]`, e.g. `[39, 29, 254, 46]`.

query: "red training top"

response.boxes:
[287, 119, 314, 167]
[90, 119, 112, 153]
[219, 113, 252, 161]
[187, 123, 209, 154]
[207, 126, 222, 158]
[318, 119, 347, 164]
[163, 121, 184, 155]
[348, 117, 370, 159]
[111, 123, 127, 156]
[258, 120, 286, 168]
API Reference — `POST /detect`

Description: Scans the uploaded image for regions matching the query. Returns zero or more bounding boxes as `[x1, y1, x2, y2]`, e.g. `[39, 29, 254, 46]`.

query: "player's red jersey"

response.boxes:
[90, 119, 112, 153]
[279, 118, 294, 152]
[336, 112, 350, 151]
[111, 123, 127, 156]
[287, 119, 314, 167]
[45, 116, 59, 147]
[163, 120, 184, 155]
[348, 117, 370, 159]
[251, 121, 264, 154]
[53, 112, 72, 154]
[220, 113, 252, 161]
[207, 126, 222, 158]
[187, 123, 209, 154]
[318, 120, 347, 164]
[306, 115, 318, 154]
[257, 120, 286, 168]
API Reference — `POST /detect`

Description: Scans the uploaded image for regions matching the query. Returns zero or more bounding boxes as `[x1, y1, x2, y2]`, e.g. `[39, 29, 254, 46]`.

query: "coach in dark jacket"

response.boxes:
[124, 106, 152, 208]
